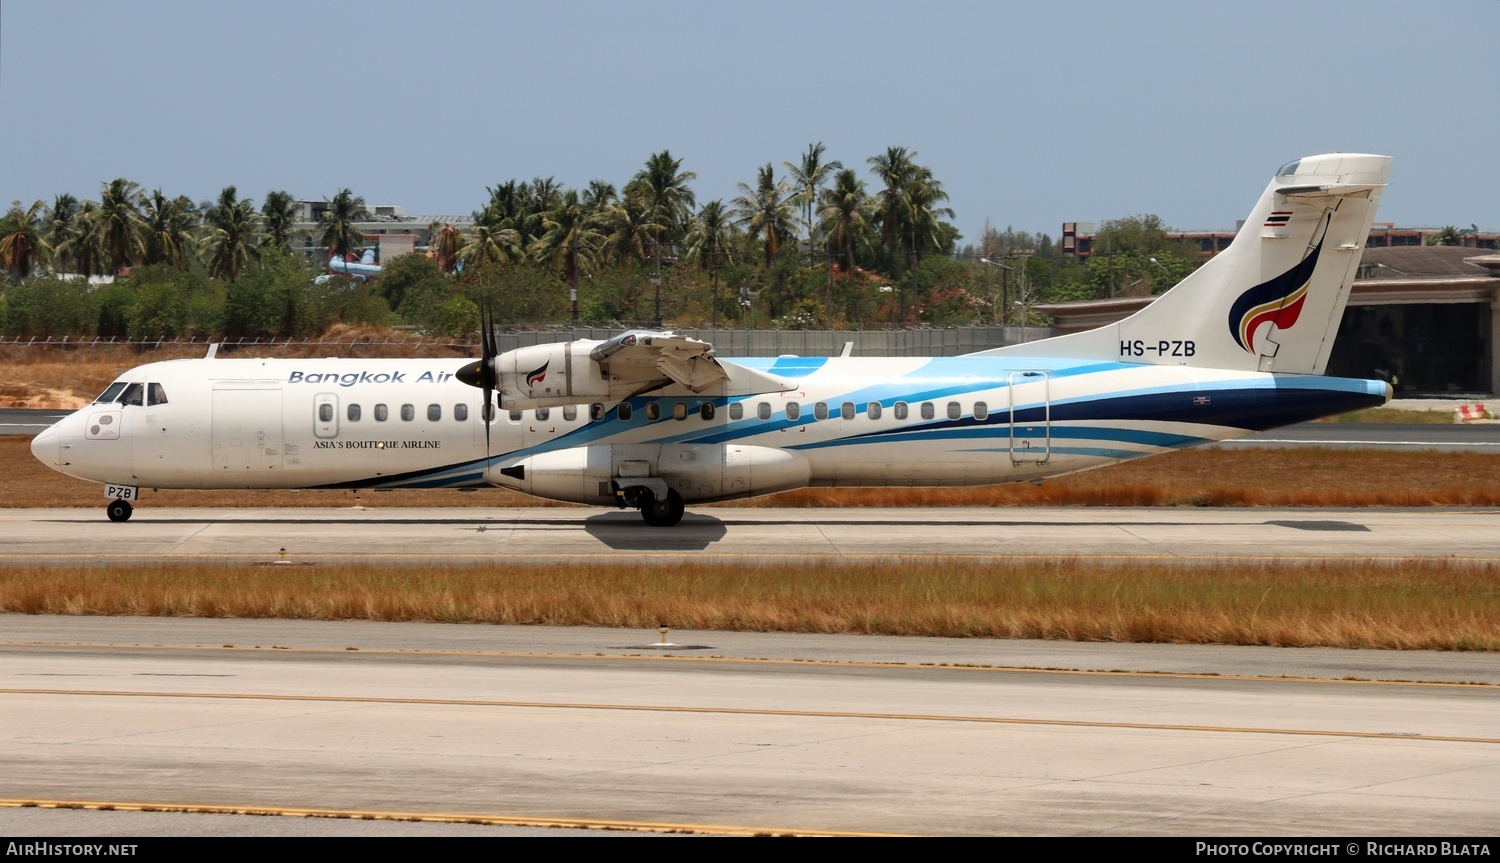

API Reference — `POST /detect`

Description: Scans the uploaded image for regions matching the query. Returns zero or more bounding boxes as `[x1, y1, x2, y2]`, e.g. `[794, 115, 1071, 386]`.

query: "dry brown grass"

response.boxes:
[8, 436, 1500, 509]
[3, 557, 1495, 650]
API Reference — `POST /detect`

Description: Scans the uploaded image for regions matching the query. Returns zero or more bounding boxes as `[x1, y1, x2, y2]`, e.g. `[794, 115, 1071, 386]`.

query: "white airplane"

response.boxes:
[31, 153, 1393, 526]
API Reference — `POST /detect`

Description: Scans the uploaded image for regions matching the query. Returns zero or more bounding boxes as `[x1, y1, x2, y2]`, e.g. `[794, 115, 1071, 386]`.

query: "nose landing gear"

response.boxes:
[106, 499, 134, 522]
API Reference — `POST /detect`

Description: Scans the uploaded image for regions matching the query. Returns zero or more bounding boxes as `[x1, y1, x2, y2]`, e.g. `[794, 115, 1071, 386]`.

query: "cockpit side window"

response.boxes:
[148, 383, 168, 406]
[119, 383, 144, 406]
[94, 383, 128, 404]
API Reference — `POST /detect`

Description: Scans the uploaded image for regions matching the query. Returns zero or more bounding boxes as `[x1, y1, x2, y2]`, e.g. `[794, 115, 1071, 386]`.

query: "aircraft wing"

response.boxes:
[590, 331, 730, 393]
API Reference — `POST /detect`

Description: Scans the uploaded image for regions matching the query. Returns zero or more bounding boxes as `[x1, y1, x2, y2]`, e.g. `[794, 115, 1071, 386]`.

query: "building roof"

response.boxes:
[1359, 246, 1499, 279]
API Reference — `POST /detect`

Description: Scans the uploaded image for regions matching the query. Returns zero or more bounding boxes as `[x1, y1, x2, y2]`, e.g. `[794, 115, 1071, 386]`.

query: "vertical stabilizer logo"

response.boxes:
[525, 360, 549, 387]
[1227, 236, 1325, 353]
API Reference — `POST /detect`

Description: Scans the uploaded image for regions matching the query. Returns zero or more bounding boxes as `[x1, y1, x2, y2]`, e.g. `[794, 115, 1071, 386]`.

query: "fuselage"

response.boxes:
[30, 353, 1389, 506]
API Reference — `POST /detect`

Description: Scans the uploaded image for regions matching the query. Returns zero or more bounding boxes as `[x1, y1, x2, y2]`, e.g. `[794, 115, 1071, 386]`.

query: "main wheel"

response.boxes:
[640, 489, 685, 527]
[106, 499, 133, 522]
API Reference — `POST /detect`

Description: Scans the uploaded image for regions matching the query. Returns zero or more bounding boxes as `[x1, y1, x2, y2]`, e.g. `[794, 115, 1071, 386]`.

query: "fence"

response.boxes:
[0, 326, 1053, 359]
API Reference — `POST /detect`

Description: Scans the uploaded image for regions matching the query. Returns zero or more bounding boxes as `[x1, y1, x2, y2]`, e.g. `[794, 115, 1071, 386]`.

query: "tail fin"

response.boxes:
[982, 153, 1391, 374]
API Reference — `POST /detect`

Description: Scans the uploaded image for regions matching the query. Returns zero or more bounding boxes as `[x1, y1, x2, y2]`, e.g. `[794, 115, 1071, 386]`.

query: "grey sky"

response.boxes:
[2, 0, 1495, 243]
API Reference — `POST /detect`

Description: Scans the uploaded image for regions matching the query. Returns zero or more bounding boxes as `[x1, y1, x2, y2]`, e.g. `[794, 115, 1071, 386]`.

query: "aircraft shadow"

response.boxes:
[583, 511, 728, 551]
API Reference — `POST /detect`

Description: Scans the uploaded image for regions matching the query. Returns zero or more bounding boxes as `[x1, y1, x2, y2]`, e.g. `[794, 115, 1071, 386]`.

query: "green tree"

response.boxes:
[784, 142, 841, 249]
[732, 163, 798, 268]
[97, 178, 146, 276]
[819, 168, 872, 272]
[141, 190, 198, 268]
[868, 146, 918, 263]
[203, 186, 261, 281]
[261, 190, 299, 248]
[44, 194, 83, 275]
[319, 189, 367, 261]
[0, 200, 49, 279]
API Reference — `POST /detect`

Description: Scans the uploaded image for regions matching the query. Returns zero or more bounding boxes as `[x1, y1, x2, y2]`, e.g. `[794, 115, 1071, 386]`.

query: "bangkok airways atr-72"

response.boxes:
[31, 153, 1394, 526]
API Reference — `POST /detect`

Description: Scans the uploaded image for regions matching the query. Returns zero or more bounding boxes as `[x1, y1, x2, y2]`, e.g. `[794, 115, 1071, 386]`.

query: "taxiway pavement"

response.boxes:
[2, 505, 1499, 564]
[2, 616, 1496, 836]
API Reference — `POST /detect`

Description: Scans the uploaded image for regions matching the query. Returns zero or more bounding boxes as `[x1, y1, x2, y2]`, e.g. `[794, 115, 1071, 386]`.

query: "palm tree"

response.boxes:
[633, 151, 697, 240]
[868, 146, 919, 261]
[683, 200, 737, 328]
[429, 222, 466, 273]
[0, 200, 49, 278]
[633, 151, 697, 322]
[203, 186, 262, 281]
[583, 179, 617, 213]
[44, 194, 82, 275]
[731, 163, 798, 268]
[819, 168, 872, 272]
[97, 178, 146, 276]
[261, 190, 299, 248]
[72, 201, 107, 278]
[319, 189, 367, 261]
[904, 167, 956, 266]
[141, 190, 198, 268]
[784, 142, 841, 249]
[458, 223, 523, 268]
[531, 190, 605, 326]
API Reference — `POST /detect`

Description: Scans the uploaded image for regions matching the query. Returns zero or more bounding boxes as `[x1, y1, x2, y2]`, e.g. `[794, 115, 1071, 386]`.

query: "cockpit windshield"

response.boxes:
[93, 382, 128, 404]
[118, 383, 144, 406]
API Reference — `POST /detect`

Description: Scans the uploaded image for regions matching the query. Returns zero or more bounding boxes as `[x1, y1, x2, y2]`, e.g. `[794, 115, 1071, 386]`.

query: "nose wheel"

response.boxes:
[106, 499, 134, 522]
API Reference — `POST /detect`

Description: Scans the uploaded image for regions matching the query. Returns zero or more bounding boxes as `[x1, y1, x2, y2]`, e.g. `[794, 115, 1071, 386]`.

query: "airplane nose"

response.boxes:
[30, 424, 58, 467]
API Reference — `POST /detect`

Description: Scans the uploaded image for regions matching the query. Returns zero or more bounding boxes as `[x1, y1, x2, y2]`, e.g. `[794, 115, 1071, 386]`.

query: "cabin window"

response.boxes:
[618, 402, 633, 421]
[947, 401, 961, 420]
[894, 401, 908, 420]
[536, 407, 550, 421]
[786, 402, 801, 421]
[673, 402, 687, 421]
[814, 402, 828, 420]
[375, 404, 389, 422]
[507, 409, 522, 422]
[841, 402, 856, 420]
[757, 402, 771, 420]
[974, 401, 988, 421]
[119, 383, 144, 406]
[348, 404, 361, 422]
[428, 404, 442, 421]
[645, 403, 660, 421]
[148, 383, 168, 406]
[729, 403, 743, 420]
[454, 404, 468, 422]
[94, 383, 128, 404]
[867, 402, 881, 420]
[563, 405, 577, 421]
[591, 403, 605, 421]
[700, 402, 715, 420]
[319, 403, 334, 422]
[921, 402, 935, 420]
[401, 404, 415, 421]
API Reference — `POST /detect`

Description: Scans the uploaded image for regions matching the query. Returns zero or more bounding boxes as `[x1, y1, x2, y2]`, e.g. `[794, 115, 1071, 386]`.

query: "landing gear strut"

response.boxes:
[106, 499, 133, 522]
[638, 489, 685, 527]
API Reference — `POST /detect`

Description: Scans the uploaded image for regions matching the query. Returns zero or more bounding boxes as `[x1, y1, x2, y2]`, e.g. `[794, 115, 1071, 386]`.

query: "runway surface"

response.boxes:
[2, 615, 1497, 836]
[3, 505, 1500, 564]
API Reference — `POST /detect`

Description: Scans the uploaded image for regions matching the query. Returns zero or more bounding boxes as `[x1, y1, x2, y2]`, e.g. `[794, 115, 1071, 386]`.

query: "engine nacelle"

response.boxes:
[485, 444, 811, 505]
[496, 342, 609, 408]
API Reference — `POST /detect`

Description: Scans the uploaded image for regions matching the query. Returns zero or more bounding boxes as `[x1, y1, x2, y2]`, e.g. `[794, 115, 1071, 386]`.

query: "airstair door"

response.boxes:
[1007, 371, 1051, 466]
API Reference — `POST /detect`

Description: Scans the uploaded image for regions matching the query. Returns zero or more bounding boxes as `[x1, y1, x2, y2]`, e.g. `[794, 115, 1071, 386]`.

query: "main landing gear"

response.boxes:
[621, 485, 686, 527]
[106, 499, 134, 522]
